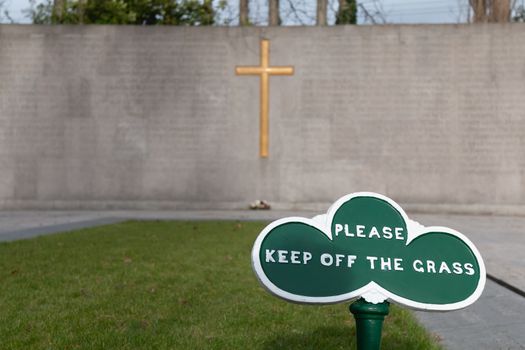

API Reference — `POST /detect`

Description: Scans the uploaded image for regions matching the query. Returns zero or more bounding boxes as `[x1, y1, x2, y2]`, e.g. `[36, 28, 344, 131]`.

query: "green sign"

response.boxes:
[252, 192, 485, 311]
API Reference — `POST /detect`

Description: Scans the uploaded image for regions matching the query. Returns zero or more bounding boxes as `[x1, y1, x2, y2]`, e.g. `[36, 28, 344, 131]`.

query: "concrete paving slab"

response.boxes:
[0, 217, 124, 242]
[0, 210, 318, 242]
[416, 279, 525, 349]
[0, 211, 114, 236]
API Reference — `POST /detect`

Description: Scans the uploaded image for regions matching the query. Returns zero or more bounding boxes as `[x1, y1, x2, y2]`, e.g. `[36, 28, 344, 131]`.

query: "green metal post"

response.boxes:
[350, 298, 390, 350]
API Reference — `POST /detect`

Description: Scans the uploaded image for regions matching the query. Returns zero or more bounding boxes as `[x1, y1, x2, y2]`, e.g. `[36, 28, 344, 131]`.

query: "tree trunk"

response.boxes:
[269, 0, 279, 26]
[77, 0, 87, 24]
[239, 0, 249, 26]
[469, 0, 511, 22]
[317, 0, 328, 25]
[336, 0, 357, 24]
[53, 0, 65, 23]
[490, 0, 510, 22]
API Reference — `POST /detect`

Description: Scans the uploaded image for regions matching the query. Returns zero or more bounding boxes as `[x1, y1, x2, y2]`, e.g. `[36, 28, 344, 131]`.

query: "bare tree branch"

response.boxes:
[359, 3, 376, 24]
[359, 1, 387, 24]
[283, 0, 307, 25]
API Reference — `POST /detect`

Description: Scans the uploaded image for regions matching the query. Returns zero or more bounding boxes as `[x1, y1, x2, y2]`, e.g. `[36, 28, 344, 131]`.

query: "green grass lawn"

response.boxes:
[0, 221, 442, 349]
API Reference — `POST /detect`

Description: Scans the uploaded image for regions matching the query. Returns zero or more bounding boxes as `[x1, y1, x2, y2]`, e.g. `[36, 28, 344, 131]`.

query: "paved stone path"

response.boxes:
[1, 210, 524, 349]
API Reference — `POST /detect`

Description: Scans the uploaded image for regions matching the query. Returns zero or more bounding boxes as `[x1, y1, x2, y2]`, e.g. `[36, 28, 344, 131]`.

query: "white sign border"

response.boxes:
[251, 192, 486, 311]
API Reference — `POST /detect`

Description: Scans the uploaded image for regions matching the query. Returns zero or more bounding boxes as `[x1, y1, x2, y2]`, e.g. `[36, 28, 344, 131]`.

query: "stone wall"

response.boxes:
[1, 24, 525, 213]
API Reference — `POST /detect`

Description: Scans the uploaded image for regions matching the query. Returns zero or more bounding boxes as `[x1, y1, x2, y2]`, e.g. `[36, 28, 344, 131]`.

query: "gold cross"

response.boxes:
[235, 40, 294, 158]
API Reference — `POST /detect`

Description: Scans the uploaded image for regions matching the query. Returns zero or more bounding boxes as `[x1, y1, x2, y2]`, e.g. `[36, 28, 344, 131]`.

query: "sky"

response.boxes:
[1, 0, 471, 25]
[1, 0, 31, 23]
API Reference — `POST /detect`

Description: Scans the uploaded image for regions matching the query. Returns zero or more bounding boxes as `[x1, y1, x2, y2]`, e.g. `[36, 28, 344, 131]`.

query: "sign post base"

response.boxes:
[350, 298, 390, 350]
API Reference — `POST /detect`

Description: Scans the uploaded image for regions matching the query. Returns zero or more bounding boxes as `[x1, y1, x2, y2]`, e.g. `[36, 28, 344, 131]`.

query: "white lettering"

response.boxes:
[394, 258, 404, 271]
[265, 249, 276, 263]
[382, 227, 393, 239]
[380, 257, 392, 270]
[439, 261, 452, 274]
[344, 224, 354, 237]
[464, 263, 475, 275]
[366, 256, 378, 270]
[335, 254, 345, 267]
[320, 253, 333, 266]
[356, 225, 366, 238]
[290, 251, 301, 264]
[266, 250, 314, 265]
[395, 227, 404, 240]
[426, 260, 436, 273]
[278, 250, 288, 263]
[413, 260, 424, 272]
[369, 226, 381, 239]
[303, 252, 312, 264]
[335, 224, 343, 236]
[331, 225, 409, 240]
[347, 255, 357, 268]
[412, 260, 473, 274]
[452, 262, 463, 274]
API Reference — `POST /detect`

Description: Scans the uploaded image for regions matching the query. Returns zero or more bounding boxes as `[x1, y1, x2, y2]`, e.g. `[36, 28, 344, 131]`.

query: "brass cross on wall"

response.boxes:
[235, 40, 294, 158]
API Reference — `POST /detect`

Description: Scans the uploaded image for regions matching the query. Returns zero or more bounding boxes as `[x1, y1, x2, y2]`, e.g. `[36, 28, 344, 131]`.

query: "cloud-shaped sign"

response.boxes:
[252, 192, 486, 311]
